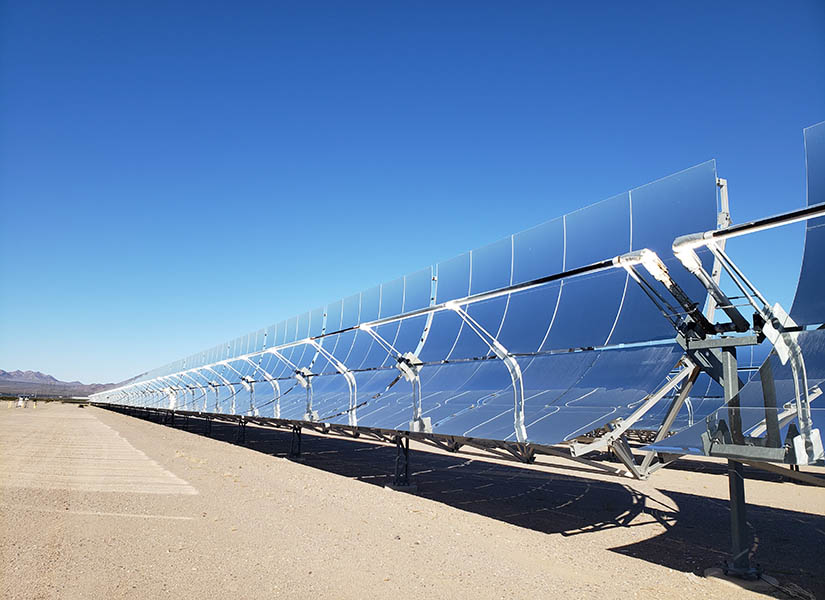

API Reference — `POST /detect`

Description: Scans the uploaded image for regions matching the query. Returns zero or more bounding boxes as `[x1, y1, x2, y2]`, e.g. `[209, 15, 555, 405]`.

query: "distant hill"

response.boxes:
[0, 369, 124, 398]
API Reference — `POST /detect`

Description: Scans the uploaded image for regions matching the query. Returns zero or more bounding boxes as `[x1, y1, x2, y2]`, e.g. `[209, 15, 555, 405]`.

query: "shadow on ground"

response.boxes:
[122, 410, 825, 598]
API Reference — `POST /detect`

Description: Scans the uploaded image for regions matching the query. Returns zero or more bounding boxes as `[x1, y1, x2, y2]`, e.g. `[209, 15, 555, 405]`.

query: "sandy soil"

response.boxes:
[1, 403, 822, 599]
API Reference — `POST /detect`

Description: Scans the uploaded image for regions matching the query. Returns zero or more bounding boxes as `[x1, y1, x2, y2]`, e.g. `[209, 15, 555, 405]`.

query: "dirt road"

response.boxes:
[1, 403, 822, 599]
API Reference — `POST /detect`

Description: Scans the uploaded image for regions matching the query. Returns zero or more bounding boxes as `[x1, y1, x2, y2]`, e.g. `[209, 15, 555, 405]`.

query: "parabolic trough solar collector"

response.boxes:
[93, 160, 721, 447]
[648, 120, 825, 455]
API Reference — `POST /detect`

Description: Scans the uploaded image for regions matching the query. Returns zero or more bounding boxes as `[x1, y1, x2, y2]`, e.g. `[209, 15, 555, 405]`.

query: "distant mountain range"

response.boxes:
[0, 369, 122, 398]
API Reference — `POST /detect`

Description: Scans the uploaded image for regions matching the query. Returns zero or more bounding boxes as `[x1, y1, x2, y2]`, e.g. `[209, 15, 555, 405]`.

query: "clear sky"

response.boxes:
[1, 1, 823, 384]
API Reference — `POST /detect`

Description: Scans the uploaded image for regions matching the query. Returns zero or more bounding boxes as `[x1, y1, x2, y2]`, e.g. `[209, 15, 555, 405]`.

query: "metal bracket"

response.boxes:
[396, 351, 422, 382]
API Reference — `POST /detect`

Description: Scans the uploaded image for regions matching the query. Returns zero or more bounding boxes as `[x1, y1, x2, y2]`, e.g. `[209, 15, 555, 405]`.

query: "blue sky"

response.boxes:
[1, 1, 823, 383]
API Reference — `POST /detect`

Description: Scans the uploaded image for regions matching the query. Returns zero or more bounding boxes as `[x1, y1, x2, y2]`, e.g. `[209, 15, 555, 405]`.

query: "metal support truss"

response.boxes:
[569, 358, 695, 478]
[270, 349, 318, 422]
[242, 357, 282, 418]
[639, 365, 701, 475]
[200, 366, 239, 414]
[182, 382, 199, 412]
[307, 340, 358, 426]
[156, 376, 180, 410]
[221, 361, 254, 414]
[447, 303, 528, 443]
[178, 372, 209, 412]
[360, 324, 429, 433]
[173, 373, 204, 411]
[151, 383, 167, 409]
[140, 381, 164, 409]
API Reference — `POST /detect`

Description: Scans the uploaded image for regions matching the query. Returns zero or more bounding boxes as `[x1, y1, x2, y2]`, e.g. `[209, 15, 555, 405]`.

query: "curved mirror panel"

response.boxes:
[791, 121, 825, 325]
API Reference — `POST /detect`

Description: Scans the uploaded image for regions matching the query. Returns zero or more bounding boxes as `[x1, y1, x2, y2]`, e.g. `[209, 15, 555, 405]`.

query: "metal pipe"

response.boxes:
[674, 201, 825, 251]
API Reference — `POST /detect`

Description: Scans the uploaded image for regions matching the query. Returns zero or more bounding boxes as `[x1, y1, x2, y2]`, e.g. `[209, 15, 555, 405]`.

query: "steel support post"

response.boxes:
[720, 347, 760, 579]
[236, 417, 246, 443]
[726, 460, 758, 577]
[722, 348, 744, 445]
[393, 434, 411, 487]
[289, 424, 302, 458]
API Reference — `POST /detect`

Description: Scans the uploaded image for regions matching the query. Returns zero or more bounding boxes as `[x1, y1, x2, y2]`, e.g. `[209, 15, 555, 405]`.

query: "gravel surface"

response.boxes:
[1, 403, 822, 599]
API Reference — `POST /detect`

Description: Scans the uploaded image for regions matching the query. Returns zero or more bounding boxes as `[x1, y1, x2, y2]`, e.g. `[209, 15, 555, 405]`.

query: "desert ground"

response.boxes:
[1, 402, 822, 599]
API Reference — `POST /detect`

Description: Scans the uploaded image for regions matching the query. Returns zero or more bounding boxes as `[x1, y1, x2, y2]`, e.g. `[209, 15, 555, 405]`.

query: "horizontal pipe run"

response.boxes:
[674, 201, 825, 251]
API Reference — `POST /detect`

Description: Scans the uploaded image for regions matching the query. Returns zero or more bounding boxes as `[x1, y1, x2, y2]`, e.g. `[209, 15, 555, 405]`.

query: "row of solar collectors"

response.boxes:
[649, 120, 825, 455]
[128, 160, 717, 386]
[188, 337, 766, 440]
[134, 338, 776, 440]
[93, 161, 720, 447]
[122, 338, 684, 446]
